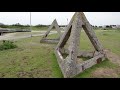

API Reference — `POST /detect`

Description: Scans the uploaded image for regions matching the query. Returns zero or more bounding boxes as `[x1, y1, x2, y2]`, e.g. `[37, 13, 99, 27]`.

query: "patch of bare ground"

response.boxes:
[17, 71, 33, 78]
[115, 66, 120, 75]
[104, 49, 120, 65]
[0, 73, 5, 78]
[31, 69, 52, 78]
[91, 68, 118, 78]
[91, 49, 120, 78]
[17, 69, 52, 78]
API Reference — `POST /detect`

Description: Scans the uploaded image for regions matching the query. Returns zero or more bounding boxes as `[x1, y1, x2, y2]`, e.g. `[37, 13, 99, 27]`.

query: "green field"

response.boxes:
[31, 27, 48, 31]
[0, 30, 120, 78]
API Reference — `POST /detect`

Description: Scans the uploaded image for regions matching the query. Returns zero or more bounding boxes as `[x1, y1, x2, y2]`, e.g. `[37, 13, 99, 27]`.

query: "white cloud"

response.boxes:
[31, 12, 75, 25]
[0, 12, 30, 25]
[0, 12, 120, 26]
[84, 12, 120, 26]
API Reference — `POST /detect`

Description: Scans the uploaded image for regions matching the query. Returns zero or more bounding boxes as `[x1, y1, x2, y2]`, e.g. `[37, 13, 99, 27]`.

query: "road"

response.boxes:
[0, 31, 59, 41]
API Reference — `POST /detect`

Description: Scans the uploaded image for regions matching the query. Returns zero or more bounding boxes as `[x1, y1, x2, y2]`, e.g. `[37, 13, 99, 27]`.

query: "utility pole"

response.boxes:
[30, 12, 32, 37]
[67, 18, 68, 27]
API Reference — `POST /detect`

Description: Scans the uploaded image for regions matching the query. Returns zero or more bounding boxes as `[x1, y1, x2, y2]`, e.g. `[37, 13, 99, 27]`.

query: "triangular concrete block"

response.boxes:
[40, 19, 62, 44]
[54, 12, 106, 78]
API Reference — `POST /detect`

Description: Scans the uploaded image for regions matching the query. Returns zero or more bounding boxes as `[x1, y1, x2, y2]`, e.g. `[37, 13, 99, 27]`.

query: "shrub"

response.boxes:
[0, 40, 17, 51]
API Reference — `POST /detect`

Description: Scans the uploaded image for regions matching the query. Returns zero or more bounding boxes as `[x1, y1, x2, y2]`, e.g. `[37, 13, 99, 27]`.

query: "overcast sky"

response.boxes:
[0, 12, 120, 26]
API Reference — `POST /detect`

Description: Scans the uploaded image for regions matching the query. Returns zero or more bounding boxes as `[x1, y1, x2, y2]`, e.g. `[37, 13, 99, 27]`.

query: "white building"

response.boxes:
[116, 25, 120, 29]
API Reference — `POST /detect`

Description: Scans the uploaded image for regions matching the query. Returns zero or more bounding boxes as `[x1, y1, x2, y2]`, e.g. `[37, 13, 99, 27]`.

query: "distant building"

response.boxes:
[102, 25, 106, 28]
[102, 25, 108, 30]
[102, 25, 120, 29]
[116, 25, 120, 29]
[111, 25, 120, 29]
[59, 25, 67, 30]
[111, 25, 116, 29]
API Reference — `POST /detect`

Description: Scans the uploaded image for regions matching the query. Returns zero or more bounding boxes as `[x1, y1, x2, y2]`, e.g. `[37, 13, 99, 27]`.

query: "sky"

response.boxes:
[0, 12, 120, 26]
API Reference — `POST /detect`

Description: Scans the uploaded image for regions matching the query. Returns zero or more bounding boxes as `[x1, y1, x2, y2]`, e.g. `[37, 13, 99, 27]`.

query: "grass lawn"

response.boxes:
[31, 27, 48, 31]
[0, 30, 120, 78]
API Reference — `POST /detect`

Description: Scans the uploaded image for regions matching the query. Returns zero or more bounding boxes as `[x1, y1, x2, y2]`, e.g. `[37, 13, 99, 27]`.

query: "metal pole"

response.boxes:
[30, 12, 31, 30]
[30, 12, 32, 37]
[67, 18, 68, 27]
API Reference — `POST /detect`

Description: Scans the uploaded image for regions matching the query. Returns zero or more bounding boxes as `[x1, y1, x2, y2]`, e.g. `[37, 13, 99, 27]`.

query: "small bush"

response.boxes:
[0, 40, 17, 51]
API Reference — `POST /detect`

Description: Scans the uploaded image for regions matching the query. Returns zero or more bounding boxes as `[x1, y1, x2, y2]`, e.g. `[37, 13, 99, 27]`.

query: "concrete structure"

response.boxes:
[54, 12, 106, 78]
[40, 19, 62, 44]
[0, 29, 13, 36]
[0, 28, 30, 36]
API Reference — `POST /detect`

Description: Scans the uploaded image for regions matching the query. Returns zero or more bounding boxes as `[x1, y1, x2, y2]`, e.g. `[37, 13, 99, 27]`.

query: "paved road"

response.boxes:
[0, 31, 59, 41]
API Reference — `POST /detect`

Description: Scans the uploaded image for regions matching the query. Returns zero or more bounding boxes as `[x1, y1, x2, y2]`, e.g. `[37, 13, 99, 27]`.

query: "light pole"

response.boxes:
[67, 18, 68, 27]
[30, 12, 32, 31]
[30, 12, 32, 37]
